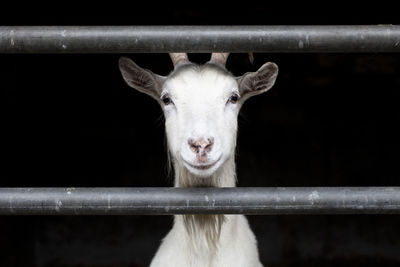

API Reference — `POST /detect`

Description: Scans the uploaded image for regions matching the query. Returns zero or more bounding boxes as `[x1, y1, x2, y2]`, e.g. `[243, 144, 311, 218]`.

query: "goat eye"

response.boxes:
[229, 93, 239, 104]
[162, 95, 172, 105]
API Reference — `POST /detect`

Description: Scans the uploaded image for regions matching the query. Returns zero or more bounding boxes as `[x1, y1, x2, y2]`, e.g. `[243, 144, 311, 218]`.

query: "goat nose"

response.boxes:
[188, 137, 214, 154]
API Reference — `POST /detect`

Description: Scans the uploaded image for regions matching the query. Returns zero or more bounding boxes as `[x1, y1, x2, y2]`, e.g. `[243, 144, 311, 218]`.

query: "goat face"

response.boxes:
[119, 54, 278, 177]
[162, 64, 240, 176]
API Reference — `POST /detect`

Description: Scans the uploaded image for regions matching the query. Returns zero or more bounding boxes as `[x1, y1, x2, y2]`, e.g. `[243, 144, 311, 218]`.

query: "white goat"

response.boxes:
[119, 53, 278, 267]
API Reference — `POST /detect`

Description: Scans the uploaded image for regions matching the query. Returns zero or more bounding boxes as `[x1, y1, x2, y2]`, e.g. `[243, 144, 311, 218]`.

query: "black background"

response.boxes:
[1, 3, 400, 266]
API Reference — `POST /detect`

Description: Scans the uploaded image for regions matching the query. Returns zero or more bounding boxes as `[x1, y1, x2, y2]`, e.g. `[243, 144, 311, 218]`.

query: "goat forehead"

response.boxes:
[166, 67, 237, 101]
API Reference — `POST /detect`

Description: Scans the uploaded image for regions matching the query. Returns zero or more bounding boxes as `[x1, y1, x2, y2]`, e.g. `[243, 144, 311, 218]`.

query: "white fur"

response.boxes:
[150, 215, 262, 267]
[150, 64, 263, 267]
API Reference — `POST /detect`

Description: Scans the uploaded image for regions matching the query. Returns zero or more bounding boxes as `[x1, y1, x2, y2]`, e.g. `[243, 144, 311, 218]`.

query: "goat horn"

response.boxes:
[210, 53, 230, 66]
[169, 53, 189, 68]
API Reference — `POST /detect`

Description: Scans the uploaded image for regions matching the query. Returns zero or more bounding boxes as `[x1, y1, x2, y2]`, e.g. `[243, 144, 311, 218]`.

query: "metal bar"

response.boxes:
[0, 187, 399, 215]
[0, 26, 400, 53]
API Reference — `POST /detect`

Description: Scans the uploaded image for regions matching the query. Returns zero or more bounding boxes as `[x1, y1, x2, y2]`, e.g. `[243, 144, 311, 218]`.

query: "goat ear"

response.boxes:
[119, 57, 165, 100]
[238, 62, 278, 102]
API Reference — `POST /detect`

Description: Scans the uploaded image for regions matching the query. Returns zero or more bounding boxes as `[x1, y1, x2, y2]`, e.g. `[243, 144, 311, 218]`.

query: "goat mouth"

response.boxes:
[184, 157, 221, 170]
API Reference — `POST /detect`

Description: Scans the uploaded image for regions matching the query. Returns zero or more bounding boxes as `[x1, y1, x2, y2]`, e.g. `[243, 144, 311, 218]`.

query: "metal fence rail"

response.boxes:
[1, 25, 400, 53]
[1, 187, 399, 215]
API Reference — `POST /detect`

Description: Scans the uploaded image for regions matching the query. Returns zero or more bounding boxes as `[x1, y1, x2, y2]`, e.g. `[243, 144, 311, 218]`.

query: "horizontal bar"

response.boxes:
[0, 26, 400, 53]
[0, 187, 399, 215]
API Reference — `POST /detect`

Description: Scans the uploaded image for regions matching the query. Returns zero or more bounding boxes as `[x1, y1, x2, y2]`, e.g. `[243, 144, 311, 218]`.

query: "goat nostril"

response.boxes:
[207, 137, 214, 146]
[204, 138, 214, 152]
[188, 137, 215, 154]
[188, 139, 199, 153]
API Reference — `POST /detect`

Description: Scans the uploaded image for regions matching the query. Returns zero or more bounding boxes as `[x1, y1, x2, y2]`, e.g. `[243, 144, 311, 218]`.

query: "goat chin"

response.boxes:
[174, 156, 236, 252]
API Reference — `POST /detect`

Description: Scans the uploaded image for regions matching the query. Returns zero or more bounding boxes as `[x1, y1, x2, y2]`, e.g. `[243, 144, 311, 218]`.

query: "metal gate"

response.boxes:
[1, 25, 400, 215]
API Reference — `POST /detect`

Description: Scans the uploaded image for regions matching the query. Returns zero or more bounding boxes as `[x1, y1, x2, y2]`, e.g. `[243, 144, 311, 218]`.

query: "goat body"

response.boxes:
[151, 157, 262, 267]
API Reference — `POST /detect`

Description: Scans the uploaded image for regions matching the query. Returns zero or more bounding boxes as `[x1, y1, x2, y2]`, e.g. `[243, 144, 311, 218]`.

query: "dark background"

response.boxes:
[1, 4, 400, 266]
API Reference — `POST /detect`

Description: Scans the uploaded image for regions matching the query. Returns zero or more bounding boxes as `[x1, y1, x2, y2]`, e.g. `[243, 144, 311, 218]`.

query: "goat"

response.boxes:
[119, 53, 278, 267]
